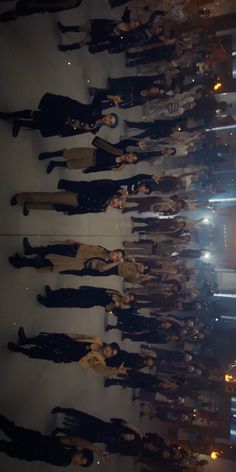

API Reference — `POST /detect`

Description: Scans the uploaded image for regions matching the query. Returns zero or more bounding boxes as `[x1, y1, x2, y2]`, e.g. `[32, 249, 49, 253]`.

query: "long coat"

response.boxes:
[39, 241, 110, 273]
[36, 92, 106, 137]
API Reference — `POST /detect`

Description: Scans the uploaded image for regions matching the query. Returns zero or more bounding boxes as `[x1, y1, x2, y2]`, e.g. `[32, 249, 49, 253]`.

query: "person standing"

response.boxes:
[57, 7, 141, 53]
[0, 1, 84, 22]
[0, 92, 118, 138]
[9, 238, 125, 273]
[8, 328, 128, 376]
[36, 285, 135, 310]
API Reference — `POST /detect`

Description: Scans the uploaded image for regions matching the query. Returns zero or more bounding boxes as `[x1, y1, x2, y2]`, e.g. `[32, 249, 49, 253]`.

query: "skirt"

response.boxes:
[63, 148, 95, 169]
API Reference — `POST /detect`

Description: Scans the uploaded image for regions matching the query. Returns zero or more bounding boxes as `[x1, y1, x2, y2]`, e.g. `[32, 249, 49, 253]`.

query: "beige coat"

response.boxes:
[69, 334, 119, 377]
[118, 261, 141, 284]
[38, 240, 110, 273]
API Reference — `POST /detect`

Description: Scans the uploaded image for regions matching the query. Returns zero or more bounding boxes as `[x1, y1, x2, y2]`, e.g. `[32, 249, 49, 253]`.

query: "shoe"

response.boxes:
[23, 237, 32, 255]
[44, 285, 52, 296]
[8, 342, 19, 352]
[57, 21, 67, 33]
[38, 152, 52, 161]
[37, 294, 46, 306]
[18, 327, 27, 345]
[8, 253, 22, 268]
[58, 44, 69, 52]
[105, 325, 113, 332]
[12, 120, 20, 137]
[104, 378, 112, 388]
[10, 195, 17, 206]
[23, 203, 30, 216]
[0, 112, 11, 119]
[47, 162, 55, 174]
[51, 406, 63, 415]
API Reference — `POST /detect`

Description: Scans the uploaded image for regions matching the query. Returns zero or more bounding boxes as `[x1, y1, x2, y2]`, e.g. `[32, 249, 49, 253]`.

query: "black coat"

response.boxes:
[58, 174, 152, 195]
[36, 92, 106, 137]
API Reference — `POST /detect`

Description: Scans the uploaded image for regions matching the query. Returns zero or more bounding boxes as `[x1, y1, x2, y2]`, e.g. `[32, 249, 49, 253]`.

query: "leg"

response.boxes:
[0, 110, 33, 120]
[9, 254, 52, 269]
[38, 150, 64, 160]
[16, 192, 77, 209]
[47, 161, 67, 174]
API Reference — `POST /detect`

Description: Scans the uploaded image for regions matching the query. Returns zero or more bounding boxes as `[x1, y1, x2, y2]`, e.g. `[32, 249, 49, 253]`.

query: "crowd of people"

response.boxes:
[0, 0, 229, 470]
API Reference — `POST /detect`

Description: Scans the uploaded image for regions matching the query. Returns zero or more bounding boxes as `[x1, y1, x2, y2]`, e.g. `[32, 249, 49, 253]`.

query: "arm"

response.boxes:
[122, 421, 146, 438]
[60, 436, 108, 461]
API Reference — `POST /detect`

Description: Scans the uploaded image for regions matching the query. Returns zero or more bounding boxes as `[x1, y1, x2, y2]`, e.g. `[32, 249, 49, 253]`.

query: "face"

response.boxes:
[103, 346, 118, 359]
[110, 250, 123, 262]
[111, 197, 123, 209]
[123, 433, 135, 442]
[73, 453, 88, 466]
[145, 357, 155, 367]
[149, 87, 159, 95]
[125, 152, 138, 164]
[163, 147, 175, 156]
[185, 354, 192, 362]
[103, 114, 116, 127]
[123, 293, 134, 305]
[129, 19, 140, 30]
[137, 183, 150, 194]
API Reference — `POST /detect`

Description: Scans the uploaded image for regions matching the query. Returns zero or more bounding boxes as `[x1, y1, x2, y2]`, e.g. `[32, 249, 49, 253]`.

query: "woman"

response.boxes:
[0, 92, 118, 138]
[9, 238, 125, 273]
[0, 0, 83, 22]
[39, 137, 138, 174]
[125, 195, 187, 215]
[88, 85, 168, 110]
[8, 328, 128, 378]
[52, 408, 146, 456]
[37, 285, 135, 310]
[57, 7, 141, 53]
[10, 182, 127, 216]
[105, 370, 178, 392]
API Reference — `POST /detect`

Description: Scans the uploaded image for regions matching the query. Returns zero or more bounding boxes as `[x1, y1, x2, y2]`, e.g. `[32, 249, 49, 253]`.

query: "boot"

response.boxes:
[0, 10, 17, 23]
[12, 120, 21, 137]
[8, 253, 24, 269]
[47, 161, 67, 174]
[23, 237, 32, 255]
[18, 327, 28, 345]
[57, 22, 80, 33]
[58, 43, 81, 52]
[39, 150, 64, 160]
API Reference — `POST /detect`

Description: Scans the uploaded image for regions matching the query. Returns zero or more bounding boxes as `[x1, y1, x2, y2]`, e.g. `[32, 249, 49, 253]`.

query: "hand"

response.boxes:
[138, 140, 146, 149]
[99, 451, 110, 463]
[113, 95, 122, 107]
[118, 362, 128, 375]
[138, 430, 148, 439]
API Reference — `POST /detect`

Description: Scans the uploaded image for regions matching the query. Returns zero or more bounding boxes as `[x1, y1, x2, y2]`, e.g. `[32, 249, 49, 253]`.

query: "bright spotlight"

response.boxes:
[202, 252, 211, 260]
[203, 218, 210, 224]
